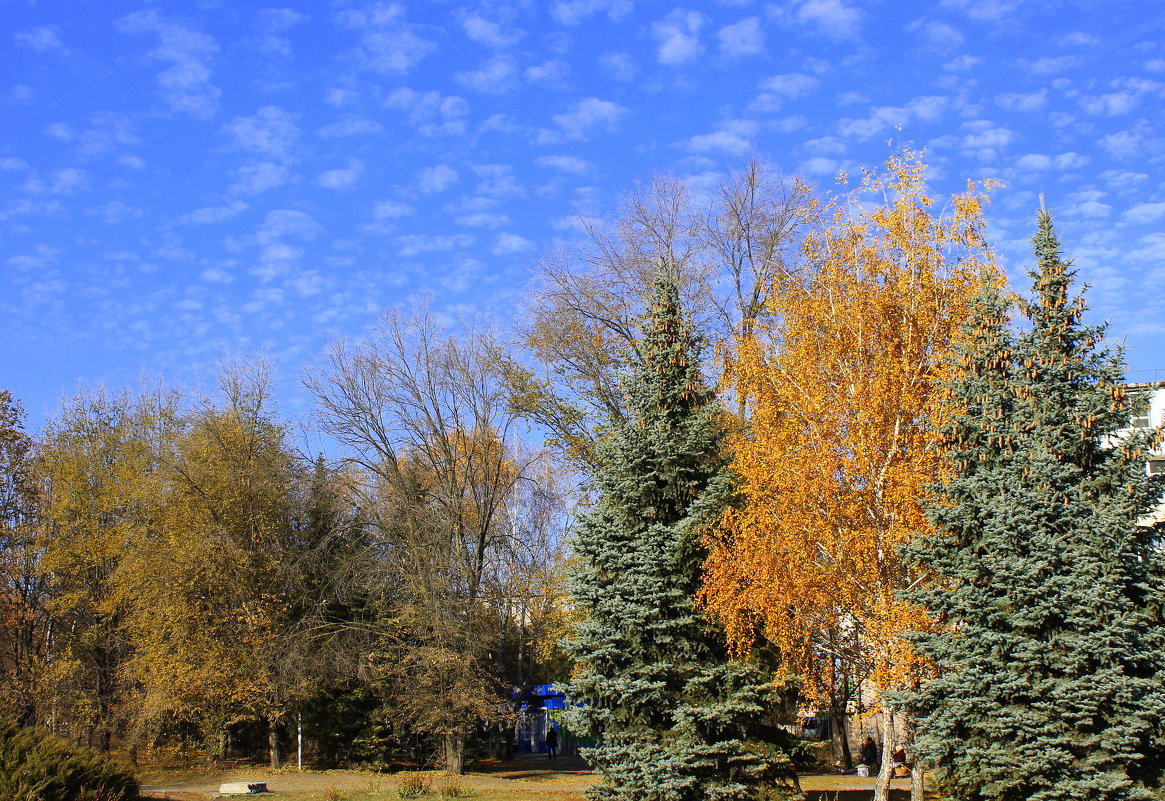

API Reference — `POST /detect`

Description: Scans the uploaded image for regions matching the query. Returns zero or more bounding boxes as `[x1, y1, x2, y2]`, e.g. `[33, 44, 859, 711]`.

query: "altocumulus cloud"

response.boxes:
[653, 10, 705, 66]
[545, 97, 628, 142]
[117, 9, 221, 119]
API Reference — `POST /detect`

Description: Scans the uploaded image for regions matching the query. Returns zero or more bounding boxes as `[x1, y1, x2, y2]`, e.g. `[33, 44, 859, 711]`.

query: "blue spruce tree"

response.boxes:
[905, 207, 1165, 801]
[562, 270, 795, 801]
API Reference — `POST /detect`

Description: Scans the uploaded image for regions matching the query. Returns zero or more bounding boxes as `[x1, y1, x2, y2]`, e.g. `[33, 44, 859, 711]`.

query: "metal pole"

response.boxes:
[297, 711, 303, 771]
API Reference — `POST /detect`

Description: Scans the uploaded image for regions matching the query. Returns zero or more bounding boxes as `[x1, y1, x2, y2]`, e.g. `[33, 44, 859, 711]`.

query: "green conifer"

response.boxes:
[562, 270, 794, 801]
[905, 208, 1165, 801]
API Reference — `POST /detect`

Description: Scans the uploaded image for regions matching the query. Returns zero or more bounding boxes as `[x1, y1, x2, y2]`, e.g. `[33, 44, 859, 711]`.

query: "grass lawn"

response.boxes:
[136, 755, 921, 801]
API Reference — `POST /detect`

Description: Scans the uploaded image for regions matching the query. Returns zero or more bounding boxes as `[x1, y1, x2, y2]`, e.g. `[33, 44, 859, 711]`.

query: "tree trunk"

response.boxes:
[212, 730, 228, 768]
[445, 733, 465, 774]
[831, 704, 853, 770]
[874, 705, 895, 801]
[269, 716, 282, 769]
[911, 759, 926, 801]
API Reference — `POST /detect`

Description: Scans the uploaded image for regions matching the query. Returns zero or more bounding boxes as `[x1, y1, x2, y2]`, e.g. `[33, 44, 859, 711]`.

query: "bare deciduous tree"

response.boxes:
[509, 156, 815, 467]
[307, 303, 550, 773]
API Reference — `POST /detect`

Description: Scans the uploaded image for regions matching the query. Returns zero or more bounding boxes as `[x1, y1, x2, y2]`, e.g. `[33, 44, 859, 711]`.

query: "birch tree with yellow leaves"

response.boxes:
[699, 155, 998, 801]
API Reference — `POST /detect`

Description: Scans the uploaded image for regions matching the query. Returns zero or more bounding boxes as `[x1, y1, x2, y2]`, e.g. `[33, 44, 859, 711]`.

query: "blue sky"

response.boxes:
[4, 0, 1165, 431]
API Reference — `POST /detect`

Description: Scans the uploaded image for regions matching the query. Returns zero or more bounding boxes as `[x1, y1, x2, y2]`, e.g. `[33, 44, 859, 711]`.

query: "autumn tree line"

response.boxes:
[3, 153, 1164, 801]
[0, 326, 572, 774]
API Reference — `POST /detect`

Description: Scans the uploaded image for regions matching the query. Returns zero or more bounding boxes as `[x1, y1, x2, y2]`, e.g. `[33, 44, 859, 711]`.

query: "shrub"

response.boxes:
[437, 779, 468, 798]
[0, 718, 139, 801]
[396, 772, 431, 798]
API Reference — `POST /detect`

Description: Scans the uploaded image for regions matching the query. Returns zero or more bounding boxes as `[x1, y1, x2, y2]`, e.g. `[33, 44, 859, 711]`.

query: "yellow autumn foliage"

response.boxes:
[700, 154, 999, 704]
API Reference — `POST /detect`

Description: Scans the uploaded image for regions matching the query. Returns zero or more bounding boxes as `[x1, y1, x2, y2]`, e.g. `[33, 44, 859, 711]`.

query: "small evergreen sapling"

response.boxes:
[905, 208, 1165, 801]
[562, 270, 795, 801]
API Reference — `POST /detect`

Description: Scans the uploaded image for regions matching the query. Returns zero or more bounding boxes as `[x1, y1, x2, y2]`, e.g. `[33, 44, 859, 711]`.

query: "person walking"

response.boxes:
[546, 724, 559, 760]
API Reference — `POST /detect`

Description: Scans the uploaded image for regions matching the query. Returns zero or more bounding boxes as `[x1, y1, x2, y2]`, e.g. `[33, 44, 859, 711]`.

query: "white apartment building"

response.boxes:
[1123, 382, 1165, 525]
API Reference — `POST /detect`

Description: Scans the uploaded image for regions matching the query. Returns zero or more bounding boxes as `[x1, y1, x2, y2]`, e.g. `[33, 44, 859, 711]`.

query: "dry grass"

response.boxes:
[137, 765, 590, 801]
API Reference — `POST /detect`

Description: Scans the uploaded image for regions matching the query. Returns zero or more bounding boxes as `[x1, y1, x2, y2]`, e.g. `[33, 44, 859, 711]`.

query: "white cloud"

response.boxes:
[793, 0, 862, 40]
[944, 54, 981, 71]
[200, 267, 235, 283]
[419, 164, 459, 194]
[223, 106, 302, 160]
[957, 120, 1017, 160]
[762, 73, 819, 98]
[718, 17, 764, 58]
[396, 233, 475, 257]
[996, 89, 1047, 112]
[444, 196, 499, 216]
[456, 55, 521, 93]
[22, 168, 90, 195]
[373, 200, 415, 219]
[551, 0, 632, 26]
[1013, 152, 1089, 171]
[908, 19, 963, 52]
[653, 10, 705, 66]
[1060, 32, 1098, 47]
[474, 164, 526, 199]
[751, 73, 818, 112]
[117, 10, 221, 119]
[685, 120, 758, 155]
[386, 88, 470, 133]
[317, 160, 364, 189]
[317, 116, 384, 138]
[493, 233, 533, 255]
[336, 5, 435, 74]
[44, 111, 140, 159]
[461, 14, 524, 48]
[775, 115, 809, 133]
[231, 162, 290, 195]
[1027, 55, 1083, 76]
[525, 60, 571, 86]
[1099, 170, 1148, 191]
[837, 106, 912, 140]
[1080, 92, 1140, 116]
[242, 285, 287, 310]
[176, 201, 249, 225]
[291, 270, 327, 298]
[546, 97, 628, 141]
[0, 157, 29, 171]
[601, 52, 637, 81]
[1062, 192, 1111, 219]
[536, 155, 592, 175]
[940, 0, 1022, 21]
[1102, 126, 1148, 160]
[324, 88, 359, 107]
[1053, 153, 1089, 170]
[251, 245, 299, 282]
[799, 157, 843, 176]
[85, 202, 143, 224]
[456, 212, 509, 228]
[805, 136, 847, 155]
[259, 209, 320, 243]
[1125, 203, 1165, 224]
[259, 8, 307, 33]
[906, 95, 950, 122]
[15, 26, 66, 53]
[7, 244, 61, 272]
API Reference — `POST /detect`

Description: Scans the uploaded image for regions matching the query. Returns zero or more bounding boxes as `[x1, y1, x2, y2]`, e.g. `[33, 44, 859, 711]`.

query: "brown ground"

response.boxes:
[138, 753, 918, 801]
